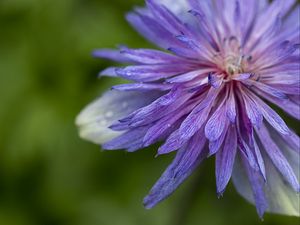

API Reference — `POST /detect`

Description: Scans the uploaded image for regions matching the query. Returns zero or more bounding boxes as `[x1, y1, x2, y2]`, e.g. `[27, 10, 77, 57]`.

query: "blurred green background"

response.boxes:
[0, 0, 299, 225]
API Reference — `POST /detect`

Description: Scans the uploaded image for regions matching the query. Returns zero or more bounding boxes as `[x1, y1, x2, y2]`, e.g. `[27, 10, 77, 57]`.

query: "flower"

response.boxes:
[76, 0, 300, 218]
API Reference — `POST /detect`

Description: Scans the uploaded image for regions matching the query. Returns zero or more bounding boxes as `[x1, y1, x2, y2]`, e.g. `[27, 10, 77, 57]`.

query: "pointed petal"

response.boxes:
[232, 154, 268, 218]
[115, 64, 194, 82]
[215, 125, 238, 195]
[247, 92, 290, 135]
[92, 49, 133, 63]
[119, 48, 187, 64]
[112, 83, 172, 92]
[157, 129, 185, 155]
[226, 84, 236, 122]
[102, 126, 150, 152]
[143, 131, 207, 209]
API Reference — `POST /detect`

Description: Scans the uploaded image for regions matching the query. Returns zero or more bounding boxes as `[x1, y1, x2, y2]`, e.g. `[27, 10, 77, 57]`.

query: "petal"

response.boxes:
[146, 0, 190, 35]
[76, 90, 160, 144]
[242, 79, 288, 100]
[215, 125, 238, 195]
[232, 154, 268, 218]
[188, 0, 221, 42]
[157, 129, 186, 155]
[247, 92, 290, 135]
[134, 13, 182, 48]
[126, 12, 166, 48]
[231, 73, 253, 81]
[115, 64, 194, 82]
[92, 49, 133, 63]
[241, 92, 263, 127]
[187, 9, 220, 50]
[226, 84, 236, 122]
[256, 124, 299, 192]
[208, 120, 229, 156]
[205, 98, 228, 141]
[245, 158, 268, 218]
[250, 0, 295, 46]
[99, 67, 118, 77]
[112, 83, 172, 92]
[166, 68, 212, 83]
[175, 35, 215, 61]
[143, 130, 207, 209]
[155, 0, 190, 18]
[208, 73, 223, 88]
[263, 153, 300, 216]
[274, 128, 300, 154]
[119, 48, 188, 65]
[232, 141, 300, 217]
[252, 136, 267, 180]
[102, 126, 150, 152]
[251, 89, 300, 120]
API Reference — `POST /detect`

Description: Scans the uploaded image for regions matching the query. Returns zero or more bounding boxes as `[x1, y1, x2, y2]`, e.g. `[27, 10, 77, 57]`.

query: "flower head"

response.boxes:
[76, 0, 300, 217]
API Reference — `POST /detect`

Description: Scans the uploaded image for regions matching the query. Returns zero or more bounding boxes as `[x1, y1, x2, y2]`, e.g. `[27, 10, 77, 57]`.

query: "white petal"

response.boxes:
[76, 90, 160, 144]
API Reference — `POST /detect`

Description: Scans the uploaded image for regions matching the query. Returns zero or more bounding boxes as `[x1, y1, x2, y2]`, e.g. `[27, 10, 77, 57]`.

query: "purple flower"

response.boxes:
[76, 0, 300, 217]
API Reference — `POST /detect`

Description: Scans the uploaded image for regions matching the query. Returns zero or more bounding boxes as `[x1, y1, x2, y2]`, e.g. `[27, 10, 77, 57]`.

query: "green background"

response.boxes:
[0, 0, 299, 225]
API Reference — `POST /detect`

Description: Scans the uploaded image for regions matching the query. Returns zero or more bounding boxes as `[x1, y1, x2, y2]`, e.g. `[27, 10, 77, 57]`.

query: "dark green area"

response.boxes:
[0, 0, 299, 225]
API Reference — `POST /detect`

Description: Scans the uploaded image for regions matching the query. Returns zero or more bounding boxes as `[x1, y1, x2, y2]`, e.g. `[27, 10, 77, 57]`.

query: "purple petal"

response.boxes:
[242, 92, 263, 127]
[243, 155, 268, 219]
[231, 73, 253, 81]
[205, 99, 228, 141]
[208, 73, 223, 88]
[99, 67, 118, 77]
[120, 48, 188, 64]
[115, 64, 194, 82]
[112, 83, 172, 92]
[251, 89, 300, 120]
[242, 79, 288, 100]
[143, 131, 207, 209]
[166, 68, 212, 83]
[157, 129, 185, 155]
[126, 12, 177, 49]
[92, 49, 133, 63]
[215, 125, 238, 195]
[146, 0, 189, 34]
[248, 92, 290, 135]
[252, 135, 267, 180]
[226, 85, 236, 122]
[103, 126, 150, 152]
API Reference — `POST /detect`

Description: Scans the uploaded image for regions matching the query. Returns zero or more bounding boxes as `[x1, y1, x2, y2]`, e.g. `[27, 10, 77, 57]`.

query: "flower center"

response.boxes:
[225, 55, 252, 76]
[225, 55, 245, 75]
[221, 36, 252, 77]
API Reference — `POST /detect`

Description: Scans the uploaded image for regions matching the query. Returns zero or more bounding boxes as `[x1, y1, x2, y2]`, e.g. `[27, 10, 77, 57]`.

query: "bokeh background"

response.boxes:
[0, 0, 299, 225]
